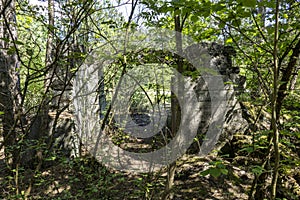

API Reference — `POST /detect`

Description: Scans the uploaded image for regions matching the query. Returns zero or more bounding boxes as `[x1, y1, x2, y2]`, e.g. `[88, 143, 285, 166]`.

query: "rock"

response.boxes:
[72, 42, 248, 161]
[183, 43, 248, 154]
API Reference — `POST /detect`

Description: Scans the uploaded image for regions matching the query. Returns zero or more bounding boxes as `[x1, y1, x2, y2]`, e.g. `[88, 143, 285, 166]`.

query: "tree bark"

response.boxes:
[276, 39, 300, 118]
[0, 0, 21, 167]
[163, 10, 185, 200]
[270, 0, 280, 199]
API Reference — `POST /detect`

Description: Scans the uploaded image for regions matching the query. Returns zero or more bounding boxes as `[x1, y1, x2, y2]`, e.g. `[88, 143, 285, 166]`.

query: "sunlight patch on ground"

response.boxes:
[45, 181, 71, 196]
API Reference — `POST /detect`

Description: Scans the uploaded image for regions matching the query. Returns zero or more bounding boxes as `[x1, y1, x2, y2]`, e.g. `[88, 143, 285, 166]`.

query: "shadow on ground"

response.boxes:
[0, 150, 253, 200]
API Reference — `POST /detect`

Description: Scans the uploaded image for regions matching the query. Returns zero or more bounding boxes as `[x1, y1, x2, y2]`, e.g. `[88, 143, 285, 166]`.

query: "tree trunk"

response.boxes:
[270, 1, 280, 198]
[253, 2, 281, 199]
[0, 0, 21, 167]
[163, 10, 184, 200]
[276, 39, 300, 118]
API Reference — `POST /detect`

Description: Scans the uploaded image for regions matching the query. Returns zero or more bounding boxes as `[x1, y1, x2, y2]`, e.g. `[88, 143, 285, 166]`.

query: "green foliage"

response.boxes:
[1, 0, 299, 199]
[16, 6, 47, 112]
[251, 165, 265, 176]
[200, 160, 228, 178]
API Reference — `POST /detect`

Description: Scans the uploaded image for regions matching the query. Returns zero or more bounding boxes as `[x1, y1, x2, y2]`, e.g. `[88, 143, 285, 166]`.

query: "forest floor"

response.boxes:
[1, 120, 299, 199]
[0, 149, 254, 200]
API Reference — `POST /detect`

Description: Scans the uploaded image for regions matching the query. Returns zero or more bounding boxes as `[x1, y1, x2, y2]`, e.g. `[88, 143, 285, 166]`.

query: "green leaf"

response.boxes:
[240, 146, 255, 153]
[232, 19, 241, 27]
[26, 49, 34, 56]
[200, 169, 210, 176]
[267, 26, 274, 35]
[225, 38, 233, 44]
[213, 3, 226, 12]
[15, 40, 24, 45]
[191, 15, 198, 23]
[243, 0, 256, 8]
[0, 111, 4, 115]
[251, 165, 265, 175]
[237, 0, 256, 8]
[210, 168, 221, 178]
[7, 46, 16, 55]
[219, 21, 226, 29]
[0, 37, 10, 42]
[220, 168, 228, 175]
[174, 8, 181, 16]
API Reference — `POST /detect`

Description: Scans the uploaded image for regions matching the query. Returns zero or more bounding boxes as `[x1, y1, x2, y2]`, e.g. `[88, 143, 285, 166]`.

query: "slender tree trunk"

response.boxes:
[251, 2, 300, 200]
[270, 0, 280, 199]
[45, 0, 55, 87]
[163, 10, 185, 200]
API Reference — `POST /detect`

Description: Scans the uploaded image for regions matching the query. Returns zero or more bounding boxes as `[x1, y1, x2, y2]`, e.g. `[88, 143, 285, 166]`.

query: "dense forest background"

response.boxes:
[0, 0, 300, 199]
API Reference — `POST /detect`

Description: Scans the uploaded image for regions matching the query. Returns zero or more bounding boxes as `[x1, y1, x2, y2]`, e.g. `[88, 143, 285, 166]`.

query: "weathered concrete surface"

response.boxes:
[72, 42, 248, 160]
